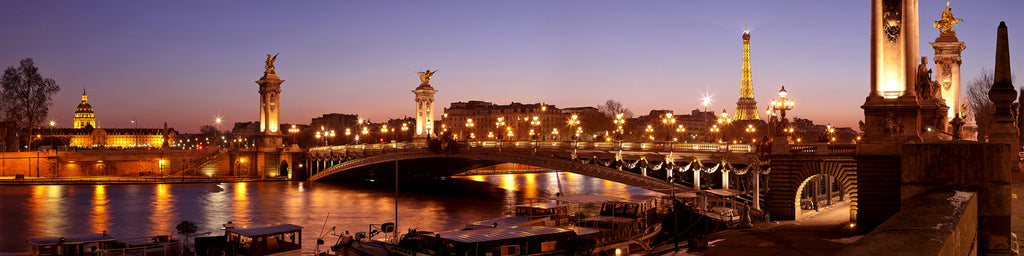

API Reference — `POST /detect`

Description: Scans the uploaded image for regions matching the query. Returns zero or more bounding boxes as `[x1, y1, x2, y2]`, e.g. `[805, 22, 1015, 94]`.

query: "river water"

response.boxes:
[0, 172, 659, 252]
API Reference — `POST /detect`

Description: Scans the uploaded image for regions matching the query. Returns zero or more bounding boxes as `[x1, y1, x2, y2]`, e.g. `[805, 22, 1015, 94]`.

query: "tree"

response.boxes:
[1, 58, 60, 150]
[176, 220, 198, 252]
[965, 69, 1015, 141]
[200, 125, 219, 138]
[596, 99, 633, 118]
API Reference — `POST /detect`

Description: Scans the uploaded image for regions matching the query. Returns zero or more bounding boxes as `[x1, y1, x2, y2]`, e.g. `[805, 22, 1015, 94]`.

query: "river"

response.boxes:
[0, 172, 659, 252]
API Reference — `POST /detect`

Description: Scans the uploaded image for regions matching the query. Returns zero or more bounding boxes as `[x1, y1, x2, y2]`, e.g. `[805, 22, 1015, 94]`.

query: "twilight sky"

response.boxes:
[1, 1, 1022, 133]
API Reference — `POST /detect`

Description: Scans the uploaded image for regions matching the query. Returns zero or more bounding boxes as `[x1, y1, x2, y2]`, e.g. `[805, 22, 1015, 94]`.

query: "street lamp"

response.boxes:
[745, 124, 756, 143]
[645, 124, 655, 141]
[401, 123, 409, 142]
[661, 112, 675, 142]
[529, 116, 541, 140]
[702, 95, 712, 141]
[465, 119, 475, 142]
[345, 128, 352, 144]
[716, 110, 733, 142]
[826, 124, 837, 144]
[614, 112, 626, 153]
[770, 86, 796, 136]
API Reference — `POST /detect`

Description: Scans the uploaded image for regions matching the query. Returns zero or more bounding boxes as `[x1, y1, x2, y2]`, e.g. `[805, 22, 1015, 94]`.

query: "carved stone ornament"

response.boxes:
[881, 112, 904, 136]
[883, 0, 902, 42]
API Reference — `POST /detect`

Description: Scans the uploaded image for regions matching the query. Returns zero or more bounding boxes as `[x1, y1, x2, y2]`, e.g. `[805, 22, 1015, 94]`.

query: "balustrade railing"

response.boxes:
[310, 140, 756, 154]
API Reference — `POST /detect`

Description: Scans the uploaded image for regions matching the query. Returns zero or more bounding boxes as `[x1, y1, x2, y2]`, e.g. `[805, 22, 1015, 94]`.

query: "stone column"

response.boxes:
[721, 170, 729, 190]
[930, 37, 966, 122]
[753, 170, 761, 211]
[693, 168, 701, 191]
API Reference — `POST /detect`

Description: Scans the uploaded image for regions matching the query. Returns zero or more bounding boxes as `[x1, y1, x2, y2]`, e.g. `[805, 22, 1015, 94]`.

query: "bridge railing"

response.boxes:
[788, 143, 857, 155]
[310, 140, 754, 154]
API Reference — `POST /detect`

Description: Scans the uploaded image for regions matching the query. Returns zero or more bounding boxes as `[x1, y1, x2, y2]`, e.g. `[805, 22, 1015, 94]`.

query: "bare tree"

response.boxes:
[965, 69, 1018, 141]
[200, 125, 220, 138]
[1, 58, 61, 150]
[596, 99, 633, 118]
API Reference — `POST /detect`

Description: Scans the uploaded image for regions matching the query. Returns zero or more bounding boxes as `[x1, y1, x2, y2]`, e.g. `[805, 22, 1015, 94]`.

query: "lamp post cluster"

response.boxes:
[769, 86, 796, 137]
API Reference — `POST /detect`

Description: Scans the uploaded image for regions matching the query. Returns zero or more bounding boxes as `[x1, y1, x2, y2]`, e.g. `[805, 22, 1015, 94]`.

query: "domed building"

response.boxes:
[37, 89, 178, 148]
[73, 90, 96, 129]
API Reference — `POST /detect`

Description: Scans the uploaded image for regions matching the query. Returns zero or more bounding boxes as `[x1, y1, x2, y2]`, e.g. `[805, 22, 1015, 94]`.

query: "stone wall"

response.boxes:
[0, 149, 212, 177]
[838, 190, 978, 256]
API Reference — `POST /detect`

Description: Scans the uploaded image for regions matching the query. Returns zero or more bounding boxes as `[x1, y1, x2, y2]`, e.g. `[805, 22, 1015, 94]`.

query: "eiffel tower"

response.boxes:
[734, 23, 760, 121]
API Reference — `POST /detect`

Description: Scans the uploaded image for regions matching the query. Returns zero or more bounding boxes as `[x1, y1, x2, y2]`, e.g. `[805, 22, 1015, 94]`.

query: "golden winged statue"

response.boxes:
[933, 1, 963, 36]
[417, 69, 436, 85]
[265, 53, 279, 75]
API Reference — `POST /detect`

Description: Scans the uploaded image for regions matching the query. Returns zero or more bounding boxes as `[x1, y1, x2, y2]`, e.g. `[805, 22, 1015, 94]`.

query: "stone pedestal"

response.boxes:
[770, 135, 790, 155]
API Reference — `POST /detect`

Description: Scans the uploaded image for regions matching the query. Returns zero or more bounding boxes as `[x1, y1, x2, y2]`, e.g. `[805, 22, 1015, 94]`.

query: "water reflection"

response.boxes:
[30, 186, 67, 237]
[232, 182, 251, 224]
[150, 184, 176, 235]
[0, 172, 658, 253]
[91, 185, 110, 233]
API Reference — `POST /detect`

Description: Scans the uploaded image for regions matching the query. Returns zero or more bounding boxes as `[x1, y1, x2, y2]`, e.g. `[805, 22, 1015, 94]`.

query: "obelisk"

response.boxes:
[983, 22, 1016, 255]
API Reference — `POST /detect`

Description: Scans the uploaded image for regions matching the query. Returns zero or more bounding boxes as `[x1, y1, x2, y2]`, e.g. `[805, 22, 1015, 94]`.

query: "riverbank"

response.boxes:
[0, 176, 290, 185]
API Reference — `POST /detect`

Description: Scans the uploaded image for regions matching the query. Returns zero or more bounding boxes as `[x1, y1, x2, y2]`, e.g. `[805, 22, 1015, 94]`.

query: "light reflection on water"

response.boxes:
[91, 185, 110, 233]
[0, 172, 658, 253]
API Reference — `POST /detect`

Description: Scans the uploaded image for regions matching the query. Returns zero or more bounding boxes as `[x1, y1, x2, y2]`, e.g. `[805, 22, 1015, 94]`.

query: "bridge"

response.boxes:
[306, 140, 760, 193]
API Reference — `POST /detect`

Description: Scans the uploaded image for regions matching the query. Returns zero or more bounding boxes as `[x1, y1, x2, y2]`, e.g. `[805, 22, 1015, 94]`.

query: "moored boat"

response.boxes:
[194, 223, 303, 256]
[27, 232, 181, 256]
[384, 226, 583, 256]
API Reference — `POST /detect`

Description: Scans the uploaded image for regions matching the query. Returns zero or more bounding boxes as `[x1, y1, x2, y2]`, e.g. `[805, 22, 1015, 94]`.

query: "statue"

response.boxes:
[264, 53, 279, 75]
[932, 1, 963, 36]
[417, 70, 436, 85]
[917, 57, 936, 99]
[961, 98, 976, 123]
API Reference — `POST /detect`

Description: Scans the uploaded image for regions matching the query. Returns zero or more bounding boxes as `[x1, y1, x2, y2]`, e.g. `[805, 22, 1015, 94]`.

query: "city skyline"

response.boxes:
[1, 1, 1022, 133]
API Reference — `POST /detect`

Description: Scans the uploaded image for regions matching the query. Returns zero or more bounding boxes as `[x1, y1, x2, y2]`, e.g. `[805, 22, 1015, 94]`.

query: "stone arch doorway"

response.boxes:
[766, 157, 857, 222]
[279, 160, 290, 179]
[794, 174, 849, 220]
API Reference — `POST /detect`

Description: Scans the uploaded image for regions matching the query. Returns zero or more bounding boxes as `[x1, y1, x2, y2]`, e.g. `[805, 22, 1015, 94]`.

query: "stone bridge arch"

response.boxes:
[767, 155, 857, 221]
[309, 151, 690, 193]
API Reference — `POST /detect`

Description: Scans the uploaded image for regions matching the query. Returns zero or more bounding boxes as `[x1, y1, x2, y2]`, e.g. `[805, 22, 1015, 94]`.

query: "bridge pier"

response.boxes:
[693, 167, 701, 190]
[722, 170, 730, 190]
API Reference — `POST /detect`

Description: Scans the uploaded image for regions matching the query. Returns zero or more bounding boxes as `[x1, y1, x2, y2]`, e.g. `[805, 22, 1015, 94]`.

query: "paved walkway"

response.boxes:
[651, 201, 865, 255]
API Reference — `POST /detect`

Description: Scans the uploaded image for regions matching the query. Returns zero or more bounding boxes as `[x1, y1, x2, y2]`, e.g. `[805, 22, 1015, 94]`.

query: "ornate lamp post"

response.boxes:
[661, 112, 676, 142]
[401, 123, 409, 142]
[328, 130, 336, 145]
[745, 124, 756, 143]
[645, 125, 655, 141]
[361, 126, 369, 144]
[716, 110, 733, 143]
[380, 125, 389, 143]
[826, 124, 837, 144]
[614, 112, 626, 153]
[344, 128, 352, 144]
[770, 86, 796, 136]
[464, 118, 475, 142]
[702, 95, 712, 141]
[568, 114, 581, 155]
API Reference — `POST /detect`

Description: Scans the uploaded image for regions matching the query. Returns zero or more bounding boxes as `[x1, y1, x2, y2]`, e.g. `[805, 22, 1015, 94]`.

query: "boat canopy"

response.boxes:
[705, 189, 743, 197]
[530, 194, 626, 204]
[228, 224, 303, 237]
[28, 234, 117, 246]
[438, 226, 575, 244]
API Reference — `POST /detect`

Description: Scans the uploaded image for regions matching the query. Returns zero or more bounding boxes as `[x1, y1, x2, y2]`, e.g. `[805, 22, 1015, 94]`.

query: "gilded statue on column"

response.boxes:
[264, 53, 279, 75]
[933, 1, 963, 36]
[418, 70, 436, 85]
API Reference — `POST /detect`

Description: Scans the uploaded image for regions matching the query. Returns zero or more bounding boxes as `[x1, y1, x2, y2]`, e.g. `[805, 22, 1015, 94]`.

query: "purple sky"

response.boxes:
[1, 1, 1022, 133]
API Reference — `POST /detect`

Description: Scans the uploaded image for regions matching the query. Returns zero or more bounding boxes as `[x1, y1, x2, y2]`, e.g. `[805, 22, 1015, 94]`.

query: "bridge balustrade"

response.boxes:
[788, 143, 857, 155]
[308, 141, 758, 155]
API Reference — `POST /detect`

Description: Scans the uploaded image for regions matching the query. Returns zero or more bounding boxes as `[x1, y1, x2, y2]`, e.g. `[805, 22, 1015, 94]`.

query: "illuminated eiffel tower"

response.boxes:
[734, 23, 760, 121]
